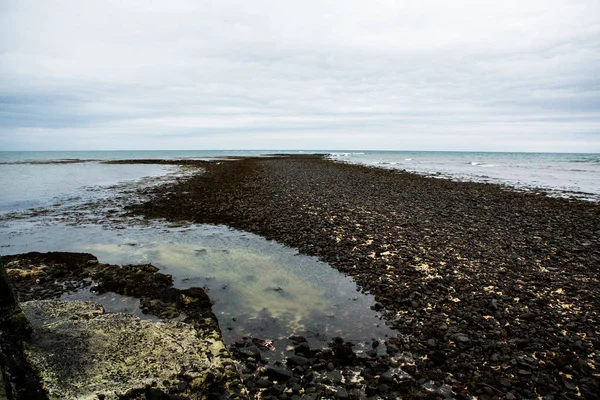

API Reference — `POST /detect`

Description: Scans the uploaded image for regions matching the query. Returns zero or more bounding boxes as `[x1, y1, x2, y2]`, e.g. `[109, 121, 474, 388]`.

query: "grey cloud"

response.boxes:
[1, 0, 599, 151]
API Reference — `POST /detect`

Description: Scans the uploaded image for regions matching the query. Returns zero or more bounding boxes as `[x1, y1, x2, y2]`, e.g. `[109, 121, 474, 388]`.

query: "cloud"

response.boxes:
[1, 0, 599, 151]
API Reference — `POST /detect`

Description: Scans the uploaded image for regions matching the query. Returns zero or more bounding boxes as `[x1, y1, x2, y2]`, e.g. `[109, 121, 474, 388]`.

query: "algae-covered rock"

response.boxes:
[21, 300, 238, 399]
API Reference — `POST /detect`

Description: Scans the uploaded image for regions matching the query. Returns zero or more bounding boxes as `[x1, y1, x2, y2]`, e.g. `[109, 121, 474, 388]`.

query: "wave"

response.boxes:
[469, 162, 495, 168]
[571, 157, 600, 164]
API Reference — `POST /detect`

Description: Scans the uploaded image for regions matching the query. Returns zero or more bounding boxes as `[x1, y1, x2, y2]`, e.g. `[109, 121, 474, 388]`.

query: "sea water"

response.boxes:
[329, 151, 600, 201]
[2, 150, 598, 208]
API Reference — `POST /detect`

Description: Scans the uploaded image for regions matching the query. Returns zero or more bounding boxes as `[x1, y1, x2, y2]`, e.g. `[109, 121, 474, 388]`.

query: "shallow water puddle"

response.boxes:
[1, 222, 397, 359]
[60, 287, 162, 322]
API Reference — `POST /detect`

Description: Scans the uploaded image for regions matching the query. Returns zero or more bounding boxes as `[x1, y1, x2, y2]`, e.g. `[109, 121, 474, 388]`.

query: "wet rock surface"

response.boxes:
[126, 155, 600, 399]
[230, 335, 416, 399]
[1, 252, 245, 399]
[21, 299, 233, 400]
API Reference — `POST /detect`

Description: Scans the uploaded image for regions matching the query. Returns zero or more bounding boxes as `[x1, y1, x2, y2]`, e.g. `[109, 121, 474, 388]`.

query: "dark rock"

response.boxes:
[294, 341, 311, 355]
[453, 334, 470, 344]
[287, 355, 309, 367]
[386, 343, 399, 354]
[378, 383, 390, 393]
[239, 345, 262, 361]
[255, 378, 273, 388]
[0, 256, 32, 338]
[519, 312, 535, 321]
[265, 367, 293, 382]
[378, 370, 395, 384]
[336, 387, 349, 399]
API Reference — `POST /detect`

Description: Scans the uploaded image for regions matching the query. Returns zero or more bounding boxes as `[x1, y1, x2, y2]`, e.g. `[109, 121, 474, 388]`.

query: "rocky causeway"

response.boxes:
[126, 154, 600, 399]
[1, 154, 599, 399]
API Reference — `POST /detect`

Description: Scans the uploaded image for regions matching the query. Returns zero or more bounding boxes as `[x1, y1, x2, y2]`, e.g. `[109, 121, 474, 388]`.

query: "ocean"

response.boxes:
[1, 149, 598, 358]
[2, 150, 598, 215]
[329, 151, 600, 202]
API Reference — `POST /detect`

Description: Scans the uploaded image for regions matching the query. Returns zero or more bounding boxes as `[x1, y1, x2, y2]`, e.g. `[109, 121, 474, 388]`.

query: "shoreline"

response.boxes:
[127, 154, 600, 398]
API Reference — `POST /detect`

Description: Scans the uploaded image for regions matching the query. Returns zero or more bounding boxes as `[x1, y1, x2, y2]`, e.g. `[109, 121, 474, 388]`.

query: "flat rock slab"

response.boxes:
[21, 300, 235, 399]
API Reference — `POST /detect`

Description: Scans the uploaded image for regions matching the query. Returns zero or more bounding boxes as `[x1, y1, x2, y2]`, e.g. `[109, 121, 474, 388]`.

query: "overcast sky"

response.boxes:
[1, 0, 599, 152]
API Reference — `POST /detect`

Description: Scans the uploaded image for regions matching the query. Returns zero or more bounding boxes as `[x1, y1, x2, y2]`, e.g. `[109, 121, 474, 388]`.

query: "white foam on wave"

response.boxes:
[329, 152, 365, 157]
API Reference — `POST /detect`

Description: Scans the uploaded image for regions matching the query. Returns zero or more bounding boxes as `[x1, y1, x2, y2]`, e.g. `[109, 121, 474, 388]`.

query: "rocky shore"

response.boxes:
[125, 155, 600, 399]
[1, 252, 244, 399]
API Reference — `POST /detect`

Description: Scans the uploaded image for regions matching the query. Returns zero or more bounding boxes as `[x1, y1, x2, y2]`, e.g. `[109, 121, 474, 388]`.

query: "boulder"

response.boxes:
[0, 258, 31, 338]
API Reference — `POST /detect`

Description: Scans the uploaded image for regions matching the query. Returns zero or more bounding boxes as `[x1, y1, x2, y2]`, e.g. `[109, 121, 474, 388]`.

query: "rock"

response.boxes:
[378, 383, 390, 393]
[294, 341, 311, 355]
[0, 258, 31, 338]
[518, 369, 531, 376]
[291, 384, 302, 393]
[265, 367, 293, 382]
[336, 387, 349, 399]
[20, 300, 238, 399]
[0, 257, 45, 399]
[255, 378, 273, 388]
[287, 355, 309, 367]
[239, 345, 262, 361]
[386, 343, 399, 354]
[453, 333, 470, 344]
[366, 349, 378, 357]
[0, 366, 7, 400]
[326, 371, 343, 384]
[379, 370, 395, 383]
[519, 312, 535, 321]
[322, 348, 333, 358]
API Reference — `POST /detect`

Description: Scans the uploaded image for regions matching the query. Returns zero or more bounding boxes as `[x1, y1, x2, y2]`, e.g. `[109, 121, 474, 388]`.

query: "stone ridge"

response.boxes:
[128, 155, 600, 399]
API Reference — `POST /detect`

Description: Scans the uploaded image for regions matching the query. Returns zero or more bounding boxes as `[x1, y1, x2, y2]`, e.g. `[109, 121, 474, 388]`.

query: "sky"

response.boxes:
[1, 0, 599, 152]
